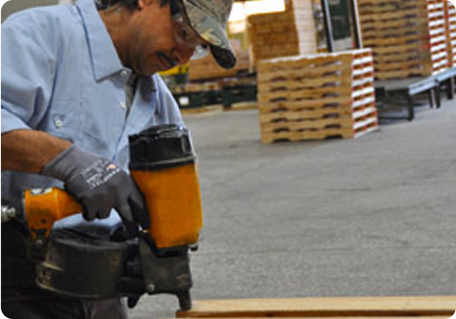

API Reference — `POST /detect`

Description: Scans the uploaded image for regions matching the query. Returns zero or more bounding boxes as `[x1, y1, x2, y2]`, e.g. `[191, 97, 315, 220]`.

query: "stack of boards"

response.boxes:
[257, 49, 377, 144]
[445, 0, 456, 67]
[247, 0, 318, 67]
[358, 0, 451, 79]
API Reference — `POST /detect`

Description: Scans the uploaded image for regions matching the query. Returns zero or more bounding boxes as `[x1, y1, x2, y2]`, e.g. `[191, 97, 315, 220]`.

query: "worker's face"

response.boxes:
[126, 0, 207, 76]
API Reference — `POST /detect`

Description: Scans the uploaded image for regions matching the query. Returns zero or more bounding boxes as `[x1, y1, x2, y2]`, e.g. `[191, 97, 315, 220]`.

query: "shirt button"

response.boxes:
[120, 70, 128, 77]
[55, 119, 63, 127]
[120, 102, 126, 110]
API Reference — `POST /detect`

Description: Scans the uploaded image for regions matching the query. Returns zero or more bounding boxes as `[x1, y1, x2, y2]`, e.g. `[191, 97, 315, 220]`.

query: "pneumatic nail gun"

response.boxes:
[6, 124, 203, 311]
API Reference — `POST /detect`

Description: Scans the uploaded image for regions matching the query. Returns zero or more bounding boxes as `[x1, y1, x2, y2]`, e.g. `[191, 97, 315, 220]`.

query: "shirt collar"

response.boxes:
[77, 0, 125, 81]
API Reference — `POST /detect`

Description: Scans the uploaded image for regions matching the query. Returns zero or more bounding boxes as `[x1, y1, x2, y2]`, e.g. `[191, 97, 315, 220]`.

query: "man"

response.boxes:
[1, 0, 236, 317]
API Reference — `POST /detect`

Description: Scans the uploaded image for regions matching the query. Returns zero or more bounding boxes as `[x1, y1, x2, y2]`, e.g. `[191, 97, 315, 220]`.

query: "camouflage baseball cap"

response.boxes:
[183, 0, 237, 69]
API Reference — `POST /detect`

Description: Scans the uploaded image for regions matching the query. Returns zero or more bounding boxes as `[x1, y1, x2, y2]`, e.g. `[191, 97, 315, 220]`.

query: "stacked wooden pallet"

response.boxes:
[176, 296, 456, 319]
[445, 0, 456, 66]
[257, 49, 377, 144]
[358, 0, 449, 79]
[188, 40, 250, 81]
[247, 0, 318, 67]
[172, 83, 220, 95]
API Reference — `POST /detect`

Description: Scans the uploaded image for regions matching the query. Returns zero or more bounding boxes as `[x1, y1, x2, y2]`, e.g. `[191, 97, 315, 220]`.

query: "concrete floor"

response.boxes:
[129, 99, 456, 319]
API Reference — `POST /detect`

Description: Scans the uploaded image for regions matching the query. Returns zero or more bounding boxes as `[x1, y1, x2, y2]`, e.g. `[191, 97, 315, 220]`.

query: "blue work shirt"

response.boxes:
[1, 0, 183, 228]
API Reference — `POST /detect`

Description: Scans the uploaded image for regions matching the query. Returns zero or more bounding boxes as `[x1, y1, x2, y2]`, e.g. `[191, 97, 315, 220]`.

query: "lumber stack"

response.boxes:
[358, 0, 449, 79]
[176, 296, 456, 318]
[247, 0, 318, 67]
[257, 49, 378, 144]
[188, 40, 250, 81]
[172, 82, 220, 95]
[445, 0, 456, 66]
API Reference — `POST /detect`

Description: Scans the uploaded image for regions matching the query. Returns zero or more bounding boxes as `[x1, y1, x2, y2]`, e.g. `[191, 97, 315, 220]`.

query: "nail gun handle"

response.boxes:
[24, 187, 82, 238]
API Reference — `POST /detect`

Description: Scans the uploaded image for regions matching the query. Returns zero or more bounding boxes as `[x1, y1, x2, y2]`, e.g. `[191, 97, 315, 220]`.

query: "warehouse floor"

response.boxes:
[130, 99, 456, 319]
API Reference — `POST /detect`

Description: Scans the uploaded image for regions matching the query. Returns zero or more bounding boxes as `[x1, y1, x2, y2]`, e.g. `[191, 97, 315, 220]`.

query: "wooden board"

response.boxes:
[176, 296, 456, 318]
[177, 317, 449, 319]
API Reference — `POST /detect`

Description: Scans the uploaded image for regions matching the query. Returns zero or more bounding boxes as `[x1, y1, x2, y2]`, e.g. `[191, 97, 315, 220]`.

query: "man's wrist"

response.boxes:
[41, 144, 100, 182]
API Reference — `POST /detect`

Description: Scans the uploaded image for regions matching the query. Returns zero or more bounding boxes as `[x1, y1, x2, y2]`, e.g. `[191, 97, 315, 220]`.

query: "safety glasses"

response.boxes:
[170, 0, 209, 60]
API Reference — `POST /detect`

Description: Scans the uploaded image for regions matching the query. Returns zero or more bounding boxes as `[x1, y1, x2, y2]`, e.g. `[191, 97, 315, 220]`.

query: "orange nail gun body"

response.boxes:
[23, 125, 203, 310]
[25, 162, 203, 250]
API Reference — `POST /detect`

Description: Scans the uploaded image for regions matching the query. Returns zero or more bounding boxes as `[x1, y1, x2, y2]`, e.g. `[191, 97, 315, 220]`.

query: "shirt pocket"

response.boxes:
[43, 99, 82, 144]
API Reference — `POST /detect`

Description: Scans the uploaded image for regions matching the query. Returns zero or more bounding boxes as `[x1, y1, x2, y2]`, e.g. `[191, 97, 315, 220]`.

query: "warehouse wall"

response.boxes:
[1, 0, 59, 22]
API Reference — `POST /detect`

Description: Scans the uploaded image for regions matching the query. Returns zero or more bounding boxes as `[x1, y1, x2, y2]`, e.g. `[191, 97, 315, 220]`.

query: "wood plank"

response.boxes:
[372, 52, 429, 63]
[257, 65, 353, 83]
[175, 317, 448, 319]
[259, 78, 353, 93]
[258, 98, 355, 112]
[362, 34, 428, 46]
[258, 87, 355, 103]
[177, 296, 456, 318]
[261, 119, 354, 133]
[259, 101, 375, 123]
[259, 108, 353, 123]
[359, 7, 427, 21]
[375, 70, 431, 79]
[360, 18, 429, 30]
[358, 0, 420, 5]
[370, 43, 427, 54]
[260, 130, 354, 143]
[259, 100, 374, 118]
[260, 85, 374, 101]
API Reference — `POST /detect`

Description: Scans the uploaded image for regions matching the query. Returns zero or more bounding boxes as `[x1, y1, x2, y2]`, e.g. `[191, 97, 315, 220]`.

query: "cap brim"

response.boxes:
[183, 0, 237, 69]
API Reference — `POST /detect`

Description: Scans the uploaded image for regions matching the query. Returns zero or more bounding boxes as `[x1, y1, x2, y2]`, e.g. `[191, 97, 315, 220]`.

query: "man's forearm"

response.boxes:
[1, 129, 72, 173]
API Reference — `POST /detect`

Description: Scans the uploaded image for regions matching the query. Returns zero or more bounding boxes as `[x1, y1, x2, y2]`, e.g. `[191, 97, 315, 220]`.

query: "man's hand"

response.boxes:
[42, 145, 150, 234]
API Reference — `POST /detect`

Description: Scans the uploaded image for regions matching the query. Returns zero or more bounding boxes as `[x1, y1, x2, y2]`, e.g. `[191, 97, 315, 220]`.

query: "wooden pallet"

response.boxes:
[176, 296, 456, 318]
[172, 83, 221, 94]
[257, 49, 378, 144]
[188, 40, 250, 81]
[180, 105, 223, 115]
[358, 0, 450, 79]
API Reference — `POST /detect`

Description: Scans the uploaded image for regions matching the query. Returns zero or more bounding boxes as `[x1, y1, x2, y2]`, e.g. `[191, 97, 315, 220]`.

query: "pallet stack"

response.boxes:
[445, 0, 456, 66]
[358, 0, 449, 79]
[257, 49, 378, 144]
[188, 40, 250, 81]
[247, 0, 318, 67]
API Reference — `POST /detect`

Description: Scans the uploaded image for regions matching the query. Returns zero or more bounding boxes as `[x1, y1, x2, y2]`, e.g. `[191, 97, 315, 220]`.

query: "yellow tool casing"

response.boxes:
[132, 164, 202, 249]
[129, 124, 203, 250]
[24, 188, 82, 238]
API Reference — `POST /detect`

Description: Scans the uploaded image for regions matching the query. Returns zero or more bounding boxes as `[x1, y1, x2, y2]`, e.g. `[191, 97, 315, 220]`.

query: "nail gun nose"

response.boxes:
[178, 291, 192, 311]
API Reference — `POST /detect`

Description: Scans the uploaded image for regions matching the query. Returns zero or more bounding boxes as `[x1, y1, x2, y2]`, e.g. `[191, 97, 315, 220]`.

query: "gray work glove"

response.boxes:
[41, 145, 150, 235]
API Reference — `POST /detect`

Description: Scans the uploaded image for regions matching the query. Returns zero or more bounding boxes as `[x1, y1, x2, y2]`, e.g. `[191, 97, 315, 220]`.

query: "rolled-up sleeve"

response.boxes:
[1, 13, 57, 134]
